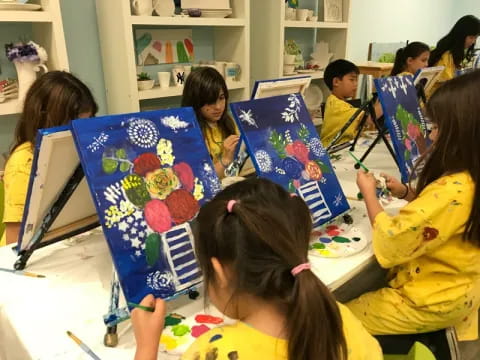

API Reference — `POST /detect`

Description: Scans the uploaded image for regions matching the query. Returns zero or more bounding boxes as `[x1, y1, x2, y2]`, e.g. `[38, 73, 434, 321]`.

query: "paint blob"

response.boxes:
[319, 237, 332, 243]
[191, 324, 211, 338]
[160, 334, 178, 350]
[195, 314, 224, 325]
[332, 236, 351, 243]
[312, 243, 326, 249]
[172, 324, 190, 336]
[209, 334, 223, 343]
[164, 314, 182, 327]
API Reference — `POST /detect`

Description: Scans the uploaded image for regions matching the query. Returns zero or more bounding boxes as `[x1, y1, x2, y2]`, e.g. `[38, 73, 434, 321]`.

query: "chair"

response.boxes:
[384, 342, 436, 360]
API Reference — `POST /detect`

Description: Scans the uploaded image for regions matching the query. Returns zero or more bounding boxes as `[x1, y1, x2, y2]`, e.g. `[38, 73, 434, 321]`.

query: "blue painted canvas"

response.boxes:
[71, 108, 221, 304]
[374, 75, 430, 182]
[230, 94, 349, 228]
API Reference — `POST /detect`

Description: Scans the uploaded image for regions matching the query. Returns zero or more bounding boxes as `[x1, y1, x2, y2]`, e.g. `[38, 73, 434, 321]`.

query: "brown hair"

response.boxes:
[390, 41, 430, 76]
[10, 71, 98, 154]
[195, 178, 347, 360]
[181, 67, 236, 139]
[415, 69, 480, 245]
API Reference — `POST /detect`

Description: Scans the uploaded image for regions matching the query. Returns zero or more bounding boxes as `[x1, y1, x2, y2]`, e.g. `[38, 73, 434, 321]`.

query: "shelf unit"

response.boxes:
[0, 0, 69, 116]
[96, 0, 251, 114]
[251, 0, 350, 96]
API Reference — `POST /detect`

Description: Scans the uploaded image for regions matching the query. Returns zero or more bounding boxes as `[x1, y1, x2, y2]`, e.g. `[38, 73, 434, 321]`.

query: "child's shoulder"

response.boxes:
[5, 142, 33, 170]
[431, 171, 473, 189]
[326, 94, 352, 109]
[422, 171, 475, 202]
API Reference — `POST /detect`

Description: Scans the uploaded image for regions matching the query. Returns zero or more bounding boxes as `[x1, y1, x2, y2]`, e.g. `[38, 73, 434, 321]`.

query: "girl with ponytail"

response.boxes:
[132, 178, 382, 360]
[390, 42, 430, 76]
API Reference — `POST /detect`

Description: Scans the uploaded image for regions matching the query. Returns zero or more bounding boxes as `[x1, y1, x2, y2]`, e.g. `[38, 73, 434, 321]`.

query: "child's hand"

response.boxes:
[356, 171, 377, 198]
[222, 135, 240, 162]
[132, 294, 166, 360]
[380, 173, 406, 198]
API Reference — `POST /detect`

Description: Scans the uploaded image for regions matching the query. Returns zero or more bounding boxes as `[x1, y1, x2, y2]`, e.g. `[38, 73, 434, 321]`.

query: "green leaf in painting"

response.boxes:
[145, 233, 161, 267]
[269, 129, 287, 159]
[102, 156, 118, 174]
[315, 160, 331, 174]
[297, 124, 310, 144]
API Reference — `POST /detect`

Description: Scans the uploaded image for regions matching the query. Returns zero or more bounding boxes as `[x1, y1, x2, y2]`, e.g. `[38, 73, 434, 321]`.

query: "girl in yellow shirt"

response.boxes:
[132, 178, 383, 360]
[181, 67, 239, 179]
[428, 15, 480, 95]
[349, 70, 480, 341]
[390, 42, 430, 77]
[1, 71, 97, 247]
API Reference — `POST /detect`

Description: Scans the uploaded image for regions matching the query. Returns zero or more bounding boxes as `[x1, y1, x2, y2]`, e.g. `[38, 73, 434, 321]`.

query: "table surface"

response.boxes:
[0, 138, 403, 360]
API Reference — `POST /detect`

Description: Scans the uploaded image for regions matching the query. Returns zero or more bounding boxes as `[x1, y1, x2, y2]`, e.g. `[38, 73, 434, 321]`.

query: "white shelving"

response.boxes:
[0, 0, 69, 116]
[96, 0, 251, 114]
[284, 21, 348, 29]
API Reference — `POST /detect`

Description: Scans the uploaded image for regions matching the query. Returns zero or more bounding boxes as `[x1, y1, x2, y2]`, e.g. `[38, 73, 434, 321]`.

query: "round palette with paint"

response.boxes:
[309, 223, 368, 258]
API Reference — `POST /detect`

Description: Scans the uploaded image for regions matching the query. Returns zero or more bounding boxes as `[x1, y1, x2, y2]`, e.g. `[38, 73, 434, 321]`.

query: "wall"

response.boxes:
[451, 0, 480, 21]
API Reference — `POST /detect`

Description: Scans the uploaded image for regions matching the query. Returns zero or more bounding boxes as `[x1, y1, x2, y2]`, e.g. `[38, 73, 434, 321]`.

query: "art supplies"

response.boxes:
[0, 267, 45, 278]
[71, 108, 221, 304]
[375, 75, 431, 182]
[347, 151, 369, 172]
[66, 331, 101, 360]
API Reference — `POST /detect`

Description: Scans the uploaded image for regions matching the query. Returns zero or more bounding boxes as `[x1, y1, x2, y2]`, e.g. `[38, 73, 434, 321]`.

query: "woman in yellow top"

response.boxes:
[390, 42, 430, 77]
[132, 178, 383, 360]
[182, 67, 239, 179]
[1, 71, 97, 247]
[428, 15, 480, 95]
[349, 70, 480, 342]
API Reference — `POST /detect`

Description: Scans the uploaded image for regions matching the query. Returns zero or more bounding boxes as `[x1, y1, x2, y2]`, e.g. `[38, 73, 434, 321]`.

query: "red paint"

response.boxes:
[326, 230, 340, 236]
[311, 230, 323, 237]
[422, 227, 439, 241]
[191, 324, 210, 338]
[165, 189, 199, 224]
[195, 314, 224, 325]
[133, 153, 161, 176]
[144, 199, 172, 232]
[326, 225, 339, 231]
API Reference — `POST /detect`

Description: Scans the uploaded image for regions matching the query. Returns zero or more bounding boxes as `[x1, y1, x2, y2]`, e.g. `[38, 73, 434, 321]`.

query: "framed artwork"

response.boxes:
[230, 94, 350, 229]
[375, 75, 431, 182]
[324, 0, 342, 22]
[135, 29, 194, 65]
[71, 108, 221, 304]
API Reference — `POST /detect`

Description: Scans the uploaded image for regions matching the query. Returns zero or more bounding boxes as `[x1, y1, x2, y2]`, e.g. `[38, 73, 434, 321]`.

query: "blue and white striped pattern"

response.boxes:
[298, 181, 332, 227]
[163, 223, 202, 291]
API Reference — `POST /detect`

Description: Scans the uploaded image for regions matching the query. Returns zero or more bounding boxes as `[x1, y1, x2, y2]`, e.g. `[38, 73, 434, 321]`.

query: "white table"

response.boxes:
[0, 139, 403, 360]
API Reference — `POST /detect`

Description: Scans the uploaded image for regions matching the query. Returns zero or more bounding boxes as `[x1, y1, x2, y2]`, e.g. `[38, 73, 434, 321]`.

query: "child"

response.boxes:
[348, 70, 480, 342]
[320, 59, 382, 148]
[132, 178, 383, 360]
[1, 71, 97, 246]
[390, 42, 430, 76]
[181, 67, 240, 179]
[428, 15, 480, 94]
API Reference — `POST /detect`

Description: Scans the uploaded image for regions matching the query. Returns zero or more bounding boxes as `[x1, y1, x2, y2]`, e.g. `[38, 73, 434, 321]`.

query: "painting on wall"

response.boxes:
[230, 94, 350, 229]
[324, 0, 342, 22]
[135, 29, 194, 65]
[71, 108, 221, 304]
[374, 75, 431, 183]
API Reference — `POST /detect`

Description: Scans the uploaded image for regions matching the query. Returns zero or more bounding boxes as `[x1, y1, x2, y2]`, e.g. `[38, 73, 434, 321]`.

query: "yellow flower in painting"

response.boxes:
[193, 177, 204, 201]
[156, 138, 175, 166]
[145, 168, 180, 200]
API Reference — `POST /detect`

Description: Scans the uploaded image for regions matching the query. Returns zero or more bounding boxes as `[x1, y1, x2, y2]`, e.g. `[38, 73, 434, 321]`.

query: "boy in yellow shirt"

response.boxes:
[320, 59, 382, 148]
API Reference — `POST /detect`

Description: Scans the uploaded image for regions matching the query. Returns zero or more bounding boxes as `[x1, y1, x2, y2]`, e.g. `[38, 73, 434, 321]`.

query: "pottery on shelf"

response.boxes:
[154, 0, 175, 16]
[137, 79, 155, 90]
[15, 60, 48, 103]
[309, 41, 333, 70]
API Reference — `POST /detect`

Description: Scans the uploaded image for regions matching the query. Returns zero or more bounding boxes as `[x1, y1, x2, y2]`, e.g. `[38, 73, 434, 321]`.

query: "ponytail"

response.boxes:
[391, 47, 406, 76]
[391, 42, 430, 76]
[195, 178, 347, 360]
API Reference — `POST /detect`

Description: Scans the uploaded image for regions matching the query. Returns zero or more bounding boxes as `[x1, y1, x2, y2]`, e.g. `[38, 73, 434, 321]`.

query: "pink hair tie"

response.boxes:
[227, 200, 237, 213]
[291, 263, 311, 276]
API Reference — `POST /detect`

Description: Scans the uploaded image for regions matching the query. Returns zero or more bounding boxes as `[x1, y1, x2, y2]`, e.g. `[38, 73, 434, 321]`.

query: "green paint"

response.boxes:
[172, 324, 190, 336]
[145, 233, 161, 267]
[312, 243, 326, 249]
[164, 315, 182, 327]
[119, 161, 130, 172]
[102, 157, 117, 174]
[332, 236, 351, 243]
[176, 41, 189, 63]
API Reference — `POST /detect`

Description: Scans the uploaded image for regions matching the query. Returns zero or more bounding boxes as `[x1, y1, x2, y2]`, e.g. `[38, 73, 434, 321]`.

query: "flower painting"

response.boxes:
[230, 94, 349, 228]
[71, 108, 220, 304]
[375, 75, 431, 182]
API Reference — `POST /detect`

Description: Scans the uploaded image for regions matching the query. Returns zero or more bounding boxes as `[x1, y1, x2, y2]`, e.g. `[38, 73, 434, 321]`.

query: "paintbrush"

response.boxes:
[127, 301, 154, 312]
[0, 267, 45, 278]
[347, 151, 369, 172]
[66, 331, 101, 360]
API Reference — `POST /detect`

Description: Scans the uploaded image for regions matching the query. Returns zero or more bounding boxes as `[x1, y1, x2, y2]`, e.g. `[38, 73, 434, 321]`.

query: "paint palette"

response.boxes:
[309, 223, 368, 258]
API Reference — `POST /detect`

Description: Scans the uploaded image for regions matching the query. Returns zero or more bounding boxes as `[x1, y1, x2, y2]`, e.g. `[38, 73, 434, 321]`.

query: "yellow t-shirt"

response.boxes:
[428, 51, 456, 97]
[397, 71, 413, 77]
[1, 142, 33, 246]
[182, 303, 382, 360]
[204, 125, 225, 161]
[321, 94, 363, 147]
[373, 172, 480, 314]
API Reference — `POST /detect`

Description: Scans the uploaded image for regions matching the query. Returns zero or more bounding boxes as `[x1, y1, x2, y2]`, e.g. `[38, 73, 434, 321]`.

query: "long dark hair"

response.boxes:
[10, 71, 97, 154]
[391, 42, 430, 76]
[195, 178, 347, 360]
[429, 15, 480, 68]
[415, 70, 480, 245]
[181, 67, 236, 138]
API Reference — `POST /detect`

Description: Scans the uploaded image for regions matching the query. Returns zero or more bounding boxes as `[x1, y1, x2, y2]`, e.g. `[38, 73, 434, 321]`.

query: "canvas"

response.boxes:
[413, 66, 445, 95]
[230, 94, 349, 228]
[374, 75, 430, 183]
[18, 126, 98, 252]
[71, 108, 221, 304]
[324, 0, 342, 22]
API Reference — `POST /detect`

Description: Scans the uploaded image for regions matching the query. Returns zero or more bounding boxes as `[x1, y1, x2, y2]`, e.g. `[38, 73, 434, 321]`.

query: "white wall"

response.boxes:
[346, 0, 479, 63]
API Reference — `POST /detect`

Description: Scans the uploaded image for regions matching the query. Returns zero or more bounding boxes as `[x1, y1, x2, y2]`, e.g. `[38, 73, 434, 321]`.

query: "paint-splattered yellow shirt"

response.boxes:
[373, 171, 480, 314]
[181, 303, 382, 360]
[204, 125, 225, 161]
[321, 94, 363, 148]
[1, 142, 33, 246]
[428, 51, 456, 97]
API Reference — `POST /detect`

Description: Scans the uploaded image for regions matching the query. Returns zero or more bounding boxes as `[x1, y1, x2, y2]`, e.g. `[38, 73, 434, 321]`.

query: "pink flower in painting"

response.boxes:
[173, 162, 195, 192]
[165, 189, 199, 224]
[293, 179, 301, 189]
[404, 138, 412, 151]
[407, 123, 421, 140]
[285, 140, 310, 165]
[144, 199, 172, 233]
[305, 160, 322, 181]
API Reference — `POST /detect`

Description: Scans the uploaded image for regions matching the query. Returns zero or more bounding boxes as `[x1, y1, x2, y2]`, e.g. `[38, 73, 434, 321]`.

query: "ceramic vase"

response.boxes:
[154, 0, 175, 17]
[14, 60, 48, 103]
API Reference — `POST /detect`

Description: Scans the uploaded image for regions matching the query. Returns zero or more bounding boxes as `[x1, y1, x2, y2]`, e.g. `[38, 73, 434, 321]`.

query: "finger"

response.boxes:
[153, 298, 167, 317]
[139, 294, 155, 307]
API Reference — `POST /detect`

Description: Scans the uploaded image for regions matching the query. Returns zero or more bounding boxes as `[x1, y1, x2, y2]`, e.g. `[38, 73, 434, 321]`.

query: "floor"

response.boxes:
[459, 325, 480, 360]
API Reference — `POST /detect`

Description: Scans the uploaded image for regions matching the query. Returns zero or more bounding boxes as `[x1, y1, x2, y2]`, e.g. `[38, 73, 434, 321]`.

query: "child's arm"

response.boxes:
[132, 294, 167, 360]
[214, 135, 240, 179]
[380, 173, 416, 201]
[5, 223, 21, 245]
[356, 171, 384, 224]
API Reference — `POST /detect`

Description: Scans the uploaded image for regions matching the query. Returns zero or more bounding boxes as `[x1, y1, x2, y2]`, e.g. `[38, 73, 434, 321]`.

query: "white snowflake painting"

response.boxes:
[201, 162, 222, 195]
[87, 132, 109, 152]
[281, 94, 302, 123]
[160, 115, 189, 132]
[308, 137, 326, 157]
[239, 109, 258, 128]
[333, 193, 344, 207]
[254, 150, 273, 173]
[126, 118, 160, 148]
